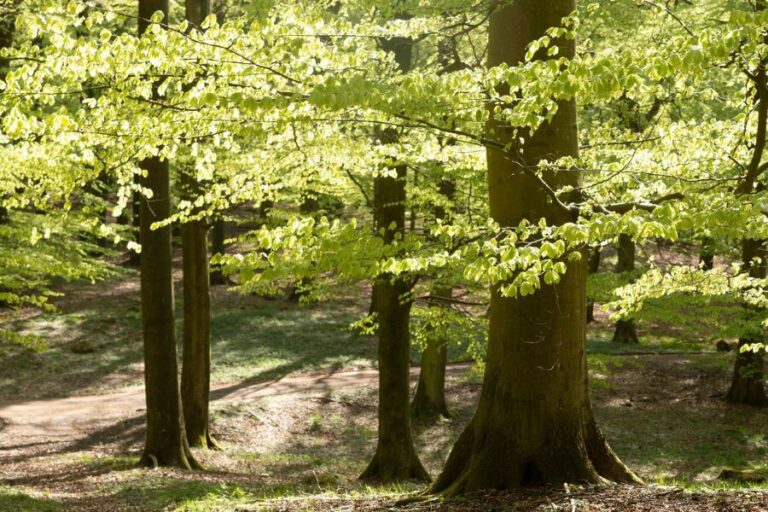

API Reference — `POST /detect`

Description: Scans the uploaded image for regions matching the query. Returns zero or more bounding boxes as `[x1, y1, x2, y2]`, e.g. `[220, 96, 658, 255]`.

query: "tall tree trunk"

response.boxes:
[411, 284, 451, 421]
[727, 239, 768, 406]
[411, 179, 456, 421]
[612, 234, 639, 344]
[128, 180, 141, 266]
[180, 0, 218, 450]
[209, 218, 227, 285]
[430, 0, 639, 494]
[137, 0, 197, 470]
[586, 247, 601, 323]
[360, 29, 428, 483]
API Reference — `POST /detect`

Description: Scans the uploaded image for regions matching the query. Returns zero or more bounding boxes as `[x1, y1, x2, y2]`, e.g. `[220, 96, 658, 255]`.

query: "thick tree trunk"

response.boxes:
[727, 239, 768, 406]
[209, 218, 227, 285]
[137, 0, 197, 470]
[180, 0, 218, 450]
[411, 285, 451, 421]
[612, 234, 639, 343]
[586, 247, 601, 323]
[430, 0, 639, 494]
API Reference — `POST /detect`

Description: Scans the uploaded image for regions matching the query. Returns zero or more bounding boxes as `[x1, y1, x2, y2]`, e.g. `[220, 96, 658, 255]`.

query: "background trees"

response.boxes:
[0, 0, 767, 505]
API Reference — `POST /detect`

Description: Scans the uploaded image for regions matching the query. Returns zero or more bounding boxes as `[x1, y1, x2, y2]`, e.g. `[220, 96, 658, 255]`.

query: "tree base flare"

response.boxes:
[428, 415, 641, 497]
[612, 320, 639, 344]
[359, 449, 431, 484]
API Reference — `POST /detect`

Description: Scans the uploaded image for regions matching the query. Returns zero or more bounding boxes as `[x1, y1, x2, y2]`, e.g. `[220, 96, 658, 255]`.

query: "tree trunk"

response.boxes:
[586, 247, 601, 323]
[138, 155, 198, 468]
[209, 218, 227, 285]
[179, 0, 218, 450]
[411, 285, 451, 421]
[699, 237, 715, 270]
[361, 162, 429, 483]
[612, 234, 639, 343]
[430, 0, 639, 494]
[411, 178, 455, 421]
[137, 0, 197, 470]
[360, 31, 428, 480]
[180, 193, 217, 448]
[727, 239, 768, 406]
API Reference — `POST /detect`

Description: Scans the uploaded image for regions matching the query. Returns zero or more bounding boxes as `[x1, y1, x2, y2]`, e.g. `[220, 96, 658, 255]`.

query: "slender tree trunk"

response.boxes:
[180, 0, 218, 450]
[699, 237, 715, 270]
[128, 176, 141, 266]
[727, 239, 768, 406]
[360, 30, 428, 483]
[430, 1, 639, 494]
[411, 285, 451, 421]
[139, 154, 198, 468]
[586, 247, 601, 323]
[137, 0, 197, 470]
[209, 218, 227, 285]
[612, 234, 639, 343]
[412, 179, 456, 421]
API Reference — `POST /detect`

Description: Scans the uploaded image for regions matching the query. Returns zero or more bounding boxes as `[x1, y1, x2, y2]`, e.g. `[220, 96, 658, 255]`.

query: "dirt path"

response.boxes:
[0, 364, 470, 446]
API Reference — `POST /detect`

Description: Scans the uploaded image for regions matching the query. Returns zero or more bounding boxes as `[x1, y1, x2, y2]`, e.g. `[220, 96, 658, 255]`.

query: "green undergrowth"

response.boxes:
[0, 485, 61, 512]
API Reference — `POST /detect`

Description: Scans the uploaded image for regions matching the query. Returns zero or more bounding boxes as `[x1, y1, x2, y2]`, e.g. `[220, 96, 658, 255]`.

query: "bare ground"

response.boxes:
[1, 353, 767, 511]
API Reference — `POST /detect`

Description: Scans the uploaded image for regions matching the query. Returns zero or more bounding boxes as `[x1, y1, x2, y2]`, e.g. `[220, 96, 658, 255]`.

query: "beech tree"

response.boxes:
[612, 234, 639, 344]
[359, 28, 429, 484]
[137, 0, 198, 469]
[179, 0, 219, 450]
[429, 0, 640, 494]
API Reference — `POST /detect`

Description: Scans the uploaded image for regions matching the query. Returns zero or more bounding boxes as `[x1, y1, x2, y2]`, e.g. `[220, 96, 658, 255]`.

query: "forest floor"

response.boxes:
[1, 263, 768, 511]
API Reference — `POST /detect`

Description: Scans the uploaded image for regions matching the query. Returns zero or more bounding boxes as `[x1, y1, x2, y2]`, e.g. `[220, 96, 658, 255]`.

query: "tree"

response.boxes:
[411, 179, 456, 421]
[429, 0, 639, 494]
[179, 0, 219, 450]
[726, 240, 768, 406]
[359, 29, 429, 484]
[137, 0, 199, 469]
[209, 218, 227, 285]
[725, 0, 767, 407]
[586, 247, 601, 323]
[612, 234, 639, 344]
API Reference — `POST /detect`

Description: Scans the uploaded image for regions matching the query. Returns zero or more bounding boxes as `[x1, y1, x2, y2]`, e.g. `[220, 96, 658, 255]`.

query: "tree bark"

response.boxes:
[411, 285, 451, 421]
[699, 237, 715, 270]
[179, 0, 219, 450]
[612, 234, 639, 343]
[411, 179, 456, 421]
[430, 0, 639, 494]
[586, 247, 601, 323]
[360, 30, 428, 483]
[209, 218, 227, 285]
[138, 154, 198, 468]
[136, 0, 198, 470]
[726, 239, 768, 406]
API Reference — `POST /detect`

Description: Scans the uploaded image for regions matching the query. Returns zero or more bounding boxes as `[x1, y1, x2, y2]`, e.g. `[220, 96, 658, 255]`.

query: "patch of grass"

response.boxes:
[0, 485, 61, 512]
